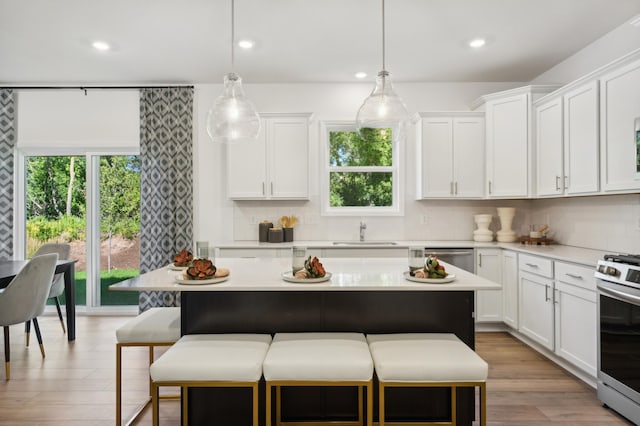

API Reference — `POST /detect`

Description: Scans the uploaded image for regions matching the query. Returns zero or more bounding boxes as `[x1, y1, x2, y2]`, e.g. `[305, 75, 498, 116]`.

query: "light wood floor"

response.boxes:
[0, 315, 634, 425]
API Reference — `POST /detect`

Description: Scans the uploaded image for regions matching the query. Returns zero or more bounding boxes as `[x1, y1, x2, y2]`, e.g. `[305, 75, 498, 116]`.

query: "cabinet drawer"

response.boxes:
[554, 261, 596, 292]
[519, 254, 553, 278]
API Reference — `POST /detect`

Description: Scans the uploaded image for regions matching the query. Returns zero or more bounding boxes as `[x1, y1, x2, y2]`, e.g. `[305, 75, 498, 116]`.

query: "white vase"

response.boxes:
[473, 214, 494, 242]
[496, 207, 517, 242]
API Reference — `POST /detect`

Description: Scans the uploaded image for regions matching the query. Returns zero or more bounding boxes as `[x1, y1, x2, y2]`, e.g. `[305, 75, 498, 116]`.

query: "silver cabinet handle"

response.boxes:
[564, 175, 569, 190]
[478, 253, 482, 267]
[555, 176, 560, 191]
[545, 284, 550, 302]
[565, 273, 583, 280]
[454, 182, 458, 195]
[554, 288, 559, 305]
[450, 181, 454, 195]
[525, 263, 539, 268]
[262, 182, 265, 195]
[488, 180, 492, 194]
[270, 182, 274, 195]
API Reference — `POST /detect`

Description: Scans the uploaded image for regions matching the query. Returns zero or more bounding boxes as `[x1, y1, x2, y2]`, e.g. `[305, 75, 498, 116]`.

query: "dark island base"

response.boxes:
[182, 290, 476, 426]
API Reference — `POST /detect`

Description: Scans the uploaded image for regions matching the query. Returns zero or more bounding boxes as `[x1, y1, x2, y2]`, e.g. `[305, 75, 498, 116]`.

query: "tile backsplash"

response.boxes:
[530, 194, 640, 254]
[231, 194, 640, 254]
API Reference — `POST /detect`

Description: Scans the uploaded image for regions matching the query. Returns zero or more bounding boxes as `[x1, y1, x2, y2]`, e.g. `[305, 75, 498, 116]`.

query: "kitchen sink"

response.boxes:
[332, 241, 398, 246]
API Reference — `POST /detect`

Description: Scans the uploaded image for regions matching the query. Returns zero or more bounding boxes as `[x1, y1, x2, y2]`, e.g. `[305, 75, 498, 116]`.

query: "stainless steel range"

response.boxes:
[595, 254, 640, 425]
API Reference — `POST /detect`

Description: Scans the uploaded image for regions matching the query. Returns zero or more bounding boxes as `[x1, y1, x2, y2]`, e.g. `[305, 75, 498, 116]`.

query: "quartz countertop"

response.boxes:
[216, 240, 609, 267]
[110, 257, 500, 292]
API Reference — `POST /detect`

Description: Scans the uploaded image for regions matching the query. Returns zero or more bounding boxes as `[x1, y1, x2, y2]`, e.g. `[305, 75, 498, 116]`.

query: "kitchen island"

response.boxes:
[111, 257, 499, 425]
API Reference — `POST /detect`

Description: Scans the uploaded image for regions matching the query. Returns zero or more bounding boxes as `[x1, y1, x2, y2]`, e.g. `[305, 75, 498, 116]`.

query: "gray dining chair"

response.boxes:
[0, 253, 58, 380]
[25, 243, 71, 343]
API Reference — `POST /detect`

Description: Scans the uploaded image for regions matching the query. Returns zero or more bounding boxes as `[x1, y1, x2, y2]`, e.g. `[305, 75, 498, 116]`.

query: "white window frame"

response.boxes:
[320, 121, 403, 216]
[15, 147, 140, 315]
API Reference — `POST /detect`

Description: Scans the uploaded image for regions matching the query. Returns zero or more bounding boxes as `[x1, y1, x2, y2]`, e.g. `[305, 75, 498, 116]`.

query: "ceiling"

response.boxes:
[1, 0, 640, 85]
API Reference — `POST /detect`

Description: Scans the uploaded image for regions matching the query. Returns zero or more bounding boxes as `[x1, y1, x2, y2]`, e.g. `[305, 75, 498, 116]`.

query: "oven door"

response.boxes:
[597, 280, 640, 405]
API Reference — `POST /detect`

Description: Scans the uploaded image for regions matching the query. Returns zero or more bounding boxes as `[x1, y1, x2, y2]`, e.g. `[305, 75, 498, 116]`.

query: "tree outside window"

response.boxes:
[325, 124, 400, 215]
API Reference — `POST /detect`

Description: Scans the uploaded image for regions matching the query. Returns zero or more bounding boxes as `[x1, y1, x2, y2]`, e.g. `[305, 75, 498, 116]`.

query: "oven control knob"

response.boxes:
[606, 266, 620, 277]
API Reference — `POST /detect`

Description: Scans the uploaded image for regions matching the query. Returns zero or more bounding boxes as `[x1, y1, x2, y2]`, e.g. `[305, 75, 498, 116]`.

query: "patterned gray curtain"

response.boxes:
[139, 87, 194, 311]
[0, 89, 15, 260]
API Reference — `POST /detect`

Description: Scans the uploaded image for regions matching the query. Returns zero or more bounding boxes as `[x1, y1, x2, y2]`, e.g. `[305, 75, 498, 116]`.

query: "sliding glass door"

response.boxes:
[23, 152, 139, 309]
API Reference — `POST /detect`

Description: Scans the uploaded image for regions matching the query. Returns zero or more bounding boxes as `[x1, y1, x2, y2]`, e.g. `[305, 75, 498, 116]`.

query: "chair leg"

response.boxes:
[32, 318, 45, 358]
[266, 383, 272, 426]
[54, 297, 66, 334]
[3, 326, 9, 380]
[24, 320, 31, 347]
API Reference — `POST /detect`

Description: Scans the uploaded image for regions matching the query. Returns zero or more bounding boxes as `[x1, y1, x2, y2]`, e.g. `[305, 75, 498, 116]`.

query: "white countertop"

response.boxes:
[110, 257, 501, 292]
[217, 240, 609, 267]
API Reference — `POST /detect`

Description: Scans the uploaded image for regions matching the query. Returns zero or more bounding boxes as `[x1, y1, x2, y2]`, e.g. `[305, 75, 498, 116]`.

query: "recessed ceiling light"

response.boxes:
[469, 38, 486, 48]
[238, 39, 254, 49]
[355, 72, 367, 79]
[92, 41, 111, 51]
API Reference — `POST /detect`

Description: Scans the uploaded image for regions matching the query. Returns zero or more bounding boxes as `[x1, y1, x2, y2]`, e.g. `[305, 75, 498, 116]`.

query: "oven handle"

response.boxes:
[598, 283, 640, 306]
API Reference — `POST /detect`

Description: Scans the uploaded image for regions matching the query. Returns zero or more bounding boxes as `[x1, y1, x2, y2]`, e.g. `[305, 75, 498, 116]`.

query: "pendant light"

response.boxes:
[356, 0, 409, 141]
[206, 0, 260, 143]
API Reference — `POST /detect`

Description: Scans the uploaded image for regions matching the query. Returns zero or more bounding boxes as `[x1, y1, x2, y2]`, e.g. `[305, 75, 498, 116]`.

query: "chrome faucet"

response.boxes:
[359, 221, 367, 242]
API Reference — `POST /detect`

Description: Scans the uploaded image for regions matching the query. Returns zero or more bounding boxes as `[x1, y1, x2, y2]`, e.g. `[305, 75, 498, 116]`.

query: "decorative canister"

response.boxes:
[259, 221, 273, 242]
[268, 227, 284, 243]
[283, 227, 294, 242]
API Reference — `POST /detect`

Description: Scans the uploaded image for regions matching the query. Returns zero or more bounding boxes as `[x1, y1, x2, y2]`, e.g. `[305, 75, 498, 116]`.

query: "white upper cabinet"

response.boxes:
[563, 81, 600, 195]
[418, 113, 484, 199]
[600, 57, 640, 192]
[227, 113, 311, 200]
[535, 97, 564, 196]
[486, 93, 529, 197]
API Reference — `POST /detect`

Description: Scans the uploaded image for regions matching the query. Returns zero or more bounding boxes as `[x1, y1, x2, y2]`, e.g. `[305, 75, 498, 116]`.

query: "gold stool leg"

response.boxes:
[266, 383, 273, 426]
[358, 385, 363, 425]
[252, 383, 259, 426]
[116, 344, 122, 426]
[151, 382, 159, 426]
[276, 385, 282, 426]
[182, 385, 188, 426]
[379, 382, 385, 426]
[480, 383, 487, 426]
[366, 381, 373, 426]
[451, 386, 457, 425]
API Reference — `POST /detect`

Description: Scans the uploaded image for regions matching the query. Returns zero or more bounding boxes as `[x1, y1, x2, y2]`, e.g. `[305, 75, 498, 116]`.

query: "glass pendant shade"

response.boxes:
[206, 72, 260, 143]
[356, 70, 409, 141]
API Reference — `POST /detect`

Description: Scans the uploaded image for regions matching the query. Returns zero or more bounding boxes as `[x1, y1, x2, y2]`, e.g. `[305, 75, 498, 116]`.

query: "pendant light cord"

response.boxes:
[381, 0, 386, 73]
[231, 0, 235, 73]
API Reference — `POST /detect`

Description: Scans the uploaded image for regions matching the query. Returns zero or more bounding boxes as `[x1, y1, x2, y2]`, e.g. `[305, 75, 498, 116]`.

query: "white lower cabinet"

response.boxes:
[554, 262, 597, 377]
[518, 254, 555, 350]
[519, 271, 555, 350]
[475, 248, 502, 322]
[501, 250, 518, 329]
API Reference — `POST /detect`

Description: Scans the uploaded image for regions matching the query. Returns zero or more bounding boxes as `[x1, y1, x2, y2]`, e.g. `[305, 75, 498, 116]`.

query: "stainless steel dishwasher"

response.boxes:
[424, 248, 475, 273]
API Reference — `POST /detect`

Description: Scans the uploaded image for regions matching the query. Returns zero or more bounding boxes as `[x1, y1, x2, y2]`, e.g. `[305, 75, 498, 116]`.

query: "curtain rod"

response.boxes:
[1, 85, 194, 90]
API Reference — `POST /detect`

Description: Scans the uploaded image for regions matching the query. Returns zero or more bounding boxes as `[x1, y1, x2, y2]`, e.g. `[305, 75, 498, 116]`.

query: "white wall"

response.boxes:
[192, 81, 530, 244]
[532, 15, 640, 84]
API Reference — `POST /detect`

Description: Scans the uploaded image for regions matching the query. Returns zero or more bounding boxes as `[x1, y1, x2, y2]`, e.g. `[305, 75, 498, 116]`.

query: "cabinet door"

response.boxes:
[486, 93, 529, 197]
[519, 271, 554, 350]
[421, 117, 454, 198]
[600, 58, 640, 191]
[475, 249, 502, 322]
[227, 125, 268, 199]
[554, 281, 597, 376]
[453, 117, 485, 197]
[502, 250, 518, 329]
[269, 117, 309, 199]
[564, 80, 599, 195]
[535, 97, 563, 196]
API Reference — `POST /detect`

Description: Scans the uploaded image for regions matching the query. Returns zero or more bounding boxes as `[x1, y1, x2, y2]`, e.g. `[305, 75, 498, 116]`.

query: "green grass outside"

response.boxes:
[53, 269, 140, 306]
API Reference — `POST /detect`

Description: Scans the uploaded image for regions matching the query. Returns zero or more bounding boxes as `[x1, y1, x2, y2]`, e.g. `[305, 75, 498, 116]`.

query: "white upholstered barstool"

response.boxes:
[149, 333, 272, 426]
[263, 332, 374, 426]
[366, 333, 488, 426]
[115, 307, 181, 426]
